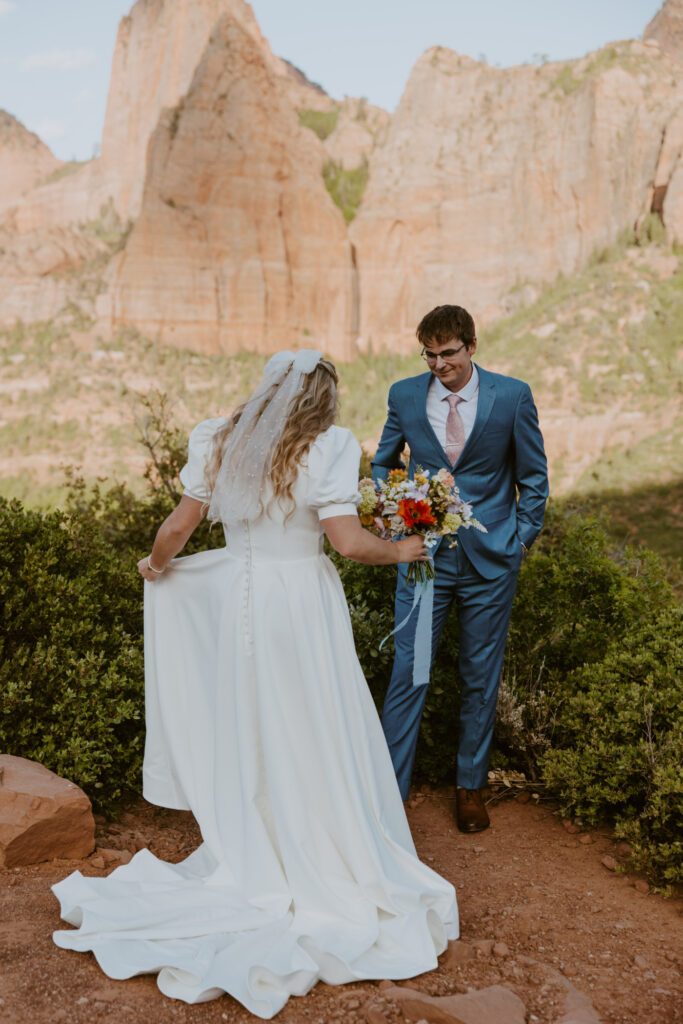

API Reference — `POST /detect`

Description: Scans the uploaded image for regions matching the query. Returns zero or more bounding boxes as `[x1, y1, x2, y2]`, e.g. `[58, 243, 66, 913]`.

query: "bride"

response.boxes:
[51, 349, 458, 1018]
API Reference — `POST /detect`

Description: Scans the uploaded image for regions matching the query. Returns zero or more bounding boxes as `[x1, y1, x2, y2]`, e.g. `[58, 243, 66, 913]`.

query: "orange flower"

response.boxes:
[398, 498, 436, 528]
[388, 469, 408, 483]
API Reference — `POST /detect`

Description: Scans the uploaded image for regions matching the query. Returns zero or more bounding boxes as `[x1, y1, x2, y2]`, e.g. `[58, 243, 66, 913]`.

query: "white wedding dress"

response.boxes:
[52, 421, 458, 1018]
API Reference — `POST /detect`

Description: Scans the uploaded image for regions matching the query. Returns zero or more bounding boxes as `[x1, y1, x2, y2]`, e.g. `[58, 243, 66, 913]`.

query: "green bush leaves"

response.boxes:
[0, 498, 145, 809]
[0, 436, 679, 886]
[333, 505, 681, 888]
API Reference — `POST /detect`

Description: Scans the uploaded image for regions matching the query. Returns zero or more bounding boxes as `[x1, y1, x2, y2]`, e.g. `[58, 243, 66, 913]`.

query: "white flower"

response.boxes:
[390, 515, 407, 534]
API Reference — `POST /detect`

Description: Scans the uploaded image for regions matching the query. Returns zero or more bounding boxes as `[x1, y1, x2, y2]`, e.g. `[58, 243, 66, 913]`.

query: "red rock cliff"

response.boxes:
[350, 41, 683, 352]
[97, 14, 357, 359]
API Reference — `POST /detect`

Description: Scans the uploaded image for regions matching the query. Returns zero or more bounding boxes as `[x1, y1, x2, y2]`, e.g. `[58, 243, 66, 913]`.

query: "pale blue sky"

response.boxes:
[0, 0, 663, 162]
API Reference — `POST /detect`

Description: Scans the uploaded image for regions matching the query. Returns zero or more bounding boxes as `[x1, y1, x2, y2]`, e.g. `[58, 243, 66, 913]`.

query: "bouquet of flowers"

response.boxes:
[358, 468, 487, 583]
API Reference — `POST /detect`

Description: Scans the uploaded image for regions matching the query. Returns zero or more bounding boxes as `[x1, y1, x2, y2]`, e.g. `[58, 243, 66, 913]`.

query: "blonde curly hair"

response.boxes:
[204, 357, 339, 518]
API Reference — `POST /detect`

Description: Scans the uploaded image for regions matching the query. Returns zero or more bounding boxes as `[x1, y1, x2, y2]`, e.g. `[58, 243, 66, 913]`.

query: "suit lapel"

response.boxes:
[412, 372, 447, 466]
[411, 364, 496, 470]
[456, 364, 496, 467]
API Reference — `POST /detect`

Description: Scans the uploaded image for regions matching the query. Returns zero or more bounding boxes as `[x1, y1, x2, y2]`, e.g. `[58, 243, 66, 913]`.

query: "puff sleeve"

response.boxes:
[306, 426, 362, 521]
[178, 417, 227, 502]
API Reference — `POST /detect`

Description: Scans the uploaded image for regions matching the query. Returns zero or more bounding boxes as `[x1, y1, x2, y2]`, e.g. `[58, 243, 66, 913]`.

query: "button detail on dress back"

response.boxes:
[241, 520, 254, 654]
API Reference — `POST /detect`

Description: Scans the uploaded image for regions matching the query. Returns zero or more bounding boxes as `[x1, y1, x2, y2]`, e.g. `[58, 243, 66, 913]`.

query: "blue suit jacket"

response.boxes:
[371, 366, 549, 580]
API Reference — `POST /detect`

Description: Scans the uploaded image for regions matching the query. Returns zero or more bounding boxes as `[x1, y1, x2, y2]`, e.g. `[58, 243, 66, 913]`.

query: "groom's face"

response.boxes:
[423, 335, 477, 392]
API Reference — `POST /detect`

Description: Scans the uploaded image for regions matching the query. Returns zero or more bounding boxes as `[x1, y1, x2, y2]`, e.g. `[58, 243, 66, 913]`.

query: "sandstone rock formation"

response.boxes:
[279, 58, 336, 113]
[644, 0, 683, 63]
[0, 0, 368, 353]
[99, 0, 274, 222]
[2, 0, 683, 365]
[0, 112, 62, 213]
[0, 755, 95, 867]
[0, 0, 290, 330]
[652, 106, 683, 243]
[96, 14, 357, 358]
[0, 0, 344, 237]
[350, 38, 683, 351]
[323, 97, 390, 170]
[0, 196, 127, 325]
[0, 0, 265, 256]
[378, 982, 527, 1024]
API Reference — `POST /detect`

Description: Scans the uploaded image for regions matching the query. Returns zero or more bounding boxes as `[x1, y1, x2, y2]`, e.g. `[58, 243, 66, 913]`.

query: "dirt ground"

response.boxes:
[1, 789, 681, 1024]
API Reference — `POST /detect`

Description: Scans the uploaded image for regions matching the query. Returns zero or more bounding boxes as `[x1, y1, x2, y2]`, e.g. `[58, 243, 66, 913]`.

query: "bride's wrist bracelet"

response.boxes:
[147, 556, 165, 574]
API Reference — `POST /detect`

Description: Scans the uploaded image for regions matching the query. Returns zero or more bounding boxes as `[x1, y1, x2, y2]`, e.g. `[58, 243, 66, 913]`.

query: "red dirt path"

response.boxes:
[1, 789, 681, 1024]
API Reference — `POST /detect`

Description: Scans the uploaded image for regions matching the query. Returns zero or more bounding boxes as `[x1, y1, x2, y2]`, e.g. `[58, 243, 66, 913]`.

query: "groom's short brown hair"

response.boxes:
[416, 305, 476, 349]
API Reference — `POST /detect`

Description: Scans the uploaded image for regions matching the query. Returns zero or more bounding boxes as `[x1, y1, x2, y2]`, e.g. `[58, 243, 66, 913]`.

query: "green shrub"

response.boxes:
[0, 397, 223, 811]
[0, 498, 144, 810]
[334, 503, 680, 886]
[297, 107, 339, 140]
[560, 484, 683, 590]
[636, 211, 667, 247]
[0, 411, 679, 884]
[541, 606, 682, 887]
[323, 159, 369, 224]
[63, 392, 223, 562]
[41, 160, 87, 187]
[548, 45, 646, 98]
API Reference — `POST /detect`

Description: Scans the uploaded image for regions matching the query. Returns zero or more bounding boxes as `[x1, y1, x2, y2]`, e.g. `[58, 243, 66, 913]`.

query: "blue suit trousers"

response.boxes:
[381, 543, 519, 800]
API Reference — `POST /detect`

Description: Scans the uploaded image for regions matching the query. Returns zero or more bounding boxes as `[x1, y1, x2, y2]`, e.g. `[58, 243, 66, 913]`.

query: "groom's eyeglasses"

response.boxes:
[421, 344, 467, 365]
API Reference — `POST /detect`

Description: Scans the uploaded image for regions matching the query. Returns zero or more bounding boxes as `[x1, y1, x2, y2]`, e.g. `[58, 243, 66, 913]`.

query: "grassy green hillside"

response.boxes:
[0, 235, 680, 572]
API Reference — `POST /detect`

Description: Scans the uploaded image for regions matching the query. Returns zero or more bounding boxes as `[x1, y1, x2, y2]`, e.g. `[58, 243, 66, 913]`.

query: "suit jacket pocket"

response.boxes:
[481, 502, 512, 527]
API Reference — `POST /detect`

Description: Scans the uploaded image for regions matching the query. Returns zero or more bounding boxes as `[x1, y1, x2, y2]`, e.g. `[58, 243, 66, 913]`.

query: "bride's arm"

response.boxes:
[137, 496, 206, 580]
[323, 515, 429, 566]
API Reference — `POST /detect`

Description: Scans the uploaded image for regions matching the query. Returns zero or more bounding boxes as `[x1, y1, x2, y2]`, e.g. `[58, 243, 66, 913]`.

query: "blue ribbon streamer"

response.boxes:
[379, 568, 435, 688]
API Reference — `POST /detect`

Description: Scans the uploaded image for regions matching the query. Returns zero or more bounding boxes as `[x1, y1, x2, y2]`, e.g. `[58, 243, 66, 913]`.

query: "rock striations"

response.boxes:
[99, 0, 273, 222]
[0, 0, 267, 266]
[0, 111, 63, 213]
[1, 0, 683, 360]
[97, 15, 357, 357]
[644, 0, 683, 63]
[350, 40, 683, 351]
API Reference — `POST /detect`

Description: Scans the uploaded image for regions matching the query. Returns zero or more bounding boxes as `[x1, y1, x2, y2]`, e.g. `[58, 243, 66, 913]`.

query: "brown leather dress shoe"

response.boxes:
[455, 787, 490, 833]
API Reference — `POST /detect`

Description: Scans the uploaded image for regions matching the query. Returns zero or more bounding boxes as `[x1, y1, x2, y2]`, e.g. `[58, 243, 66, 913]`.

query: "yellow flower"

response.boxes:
[442, 512, 463, 534]
[358, 485, 378, 516]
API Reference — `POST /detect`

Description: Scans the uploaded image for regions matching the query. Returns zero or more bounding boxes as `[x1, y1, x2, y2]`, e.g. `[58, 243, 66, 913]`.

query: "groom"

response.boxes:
[372, 304, 549, 832]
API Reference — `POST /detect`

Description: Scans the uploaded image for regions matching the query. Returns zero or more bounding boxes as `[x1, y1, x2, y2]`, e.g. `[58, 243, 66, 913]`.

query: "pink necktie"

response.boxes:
[445, 394, 465, 467]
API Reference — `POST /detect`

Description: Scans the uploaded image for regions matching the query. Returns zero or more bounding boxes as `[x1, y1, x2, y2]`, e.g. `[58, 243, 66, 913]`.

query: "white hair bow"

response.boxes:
[264, 349, 323, 378]
[207, 349, 324, 524]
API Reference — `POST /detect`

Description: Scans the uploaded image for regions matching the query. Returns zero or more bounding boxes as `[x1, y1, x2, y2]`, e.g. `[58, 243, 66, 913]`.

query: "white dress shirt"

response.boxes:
[425, 364, 479, 452]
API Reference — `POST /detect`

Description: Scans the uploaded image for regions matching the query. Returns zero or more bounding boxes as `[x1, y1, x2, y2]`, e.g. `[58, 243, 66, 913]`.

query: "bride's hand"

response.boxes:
[394, 535, 430, 563]
[138, 556, 164, 581]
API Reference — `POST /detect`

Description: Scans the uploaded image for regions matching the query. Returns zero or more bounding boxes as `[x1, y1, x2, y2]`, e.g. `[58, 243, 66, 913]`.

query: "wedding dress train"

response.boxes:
[52, 422, 458, 1018]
